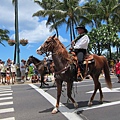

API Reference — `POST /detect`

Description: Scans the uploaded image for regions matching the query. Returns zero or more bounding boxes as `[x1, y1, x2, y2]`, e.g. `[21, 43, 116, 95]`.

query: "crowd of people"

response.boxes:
[0, 56, 120, 85]
[0, 58, 40, 85]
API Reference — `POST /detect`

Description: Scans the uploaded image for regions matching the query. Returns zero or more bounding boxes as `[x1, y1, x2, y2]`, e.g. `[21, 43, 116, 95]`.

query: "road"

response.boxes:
[0, 75, 120, 120]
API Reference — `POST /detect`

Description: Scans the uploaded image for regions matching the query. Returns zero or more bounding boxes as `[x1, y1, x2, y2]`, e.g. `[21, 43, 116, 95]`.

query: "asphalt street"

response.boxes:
[0, 75, 120, 120]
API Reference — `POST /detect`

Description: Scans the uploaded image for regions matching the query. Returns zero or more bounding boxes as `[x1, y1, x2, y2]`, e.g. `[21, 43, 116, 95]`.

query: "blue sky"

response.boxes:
[0, 0, 118, 62]
[1, 0, 87, 62]
[0, 0, 74, 61]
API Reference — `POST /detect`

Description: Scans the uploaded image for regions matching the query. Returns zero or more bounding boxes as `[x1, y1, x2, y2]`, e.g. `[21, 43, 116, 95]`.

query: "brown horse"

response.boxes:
[36, 34, 112, 114]
[26, 56, 54, 88]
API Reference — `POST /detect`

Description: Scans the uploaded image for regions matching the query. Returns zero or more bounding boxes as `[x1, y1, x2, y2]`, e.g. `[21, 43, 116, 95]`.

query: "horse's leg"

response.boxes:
[52, 80, 62, 114]
[39, 75, 44, 88]
[43, 75, 49, 86]
[88, 76, 100, 106]
[67, 82, 78, 108]
[98, 81, 103, 104]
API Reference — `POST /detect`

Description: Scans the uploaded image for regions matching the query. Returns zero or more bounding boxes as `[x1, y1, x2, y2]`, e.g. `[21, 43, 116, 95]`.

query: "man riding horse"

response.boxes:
[70, 25, 90, 80]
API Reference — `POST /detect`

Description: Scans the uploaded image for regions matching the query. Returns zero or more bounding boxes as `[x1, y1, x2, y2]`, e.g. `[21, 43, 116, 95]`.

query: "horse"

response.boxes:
[36, 34, 112, 114]
[26, 56, 54, 88]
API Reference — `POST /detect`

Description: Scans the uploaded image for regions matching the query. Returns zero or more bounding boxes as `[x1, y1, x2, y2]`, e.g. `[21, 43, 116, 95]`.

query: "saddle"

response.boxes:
[70, 52, 94, 81]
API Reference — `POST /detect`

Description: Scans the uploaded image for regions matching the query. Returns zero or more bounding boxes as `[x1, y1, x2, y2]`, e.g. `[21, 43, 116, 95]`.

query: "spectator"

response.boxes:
[0, 59, 2, 82]
[24, 60, 29, 81]
[6, 68, 11, 85]
[1, 61, 6, 84]
[31, 74, 39, 83]
[20, 59, 26, 82]
[11, 60, 16, 84]
[115, 59, 120, 83]
[6, 58, 11, 71]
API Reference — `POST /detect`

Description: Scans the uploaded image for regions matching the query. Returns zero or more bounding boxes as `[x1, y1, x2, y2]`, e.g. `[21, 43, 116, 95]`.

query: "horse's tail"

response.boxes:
[103, 57, 112, 89]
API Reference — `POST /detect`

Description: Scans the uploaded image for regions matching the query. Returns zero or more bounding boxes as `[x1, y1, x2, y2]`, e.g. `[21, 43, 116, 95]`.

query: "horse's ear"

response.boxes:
[52, 34, 56, 39]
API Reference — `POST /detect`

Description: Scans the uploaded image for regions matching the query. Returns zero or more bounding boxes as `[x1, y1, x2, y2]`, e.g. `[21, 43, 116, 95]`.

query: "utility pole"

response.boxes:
[15, 0, 21, 83]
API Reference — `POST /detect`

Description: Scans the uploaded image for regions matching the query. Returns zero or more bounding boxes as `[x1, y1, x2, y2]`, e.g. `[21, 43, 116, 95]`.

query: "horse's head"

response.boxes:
[36, 34, 56, 55]
[26, 56, 34, 66]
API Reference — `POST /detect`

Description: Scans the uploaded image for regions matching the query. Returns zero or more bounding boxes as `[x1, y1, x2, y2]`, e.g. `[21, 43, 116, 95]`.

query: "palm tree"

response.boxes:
[0, 29, 9, 46]
[33, 0, 60, 37]
[53, 0, 85, 41]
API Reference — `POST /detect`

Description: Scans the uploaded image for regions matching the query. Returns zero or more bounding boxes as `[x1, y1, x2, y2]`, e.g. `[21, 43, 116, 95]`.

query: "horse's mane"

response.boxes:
[29, 56, 41, 62]
[54, 37, 71, 63]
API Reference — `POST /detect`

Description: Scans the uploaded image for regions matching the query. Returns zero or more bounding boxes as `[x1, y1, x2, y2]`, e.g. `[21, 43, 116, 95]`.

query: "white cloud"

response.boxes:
[0, 0, 68, 44]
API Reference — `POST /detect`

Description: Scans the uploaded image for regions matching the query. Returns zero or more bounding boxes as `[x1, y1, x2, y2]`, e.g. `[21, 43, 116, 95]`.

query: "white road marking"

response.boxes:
[87, 87, 120, 93]
[0, 93, 12, 96]
[0, 91, 13, 94]
[0, 117, 15, 120]
[0, 89, 12, 91]
[72, 100, 120, 113]
[0, 108, 14, 113]
[0, 101, 13, 106]
[0, 97, 13, 101]
[29, 84, 83, 120]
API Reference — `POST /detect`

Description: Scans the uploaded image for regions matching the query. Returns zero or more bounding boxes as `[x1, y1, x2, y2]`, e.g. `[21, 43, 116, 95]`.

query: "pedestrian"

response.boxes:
[6, 68, 11, 85]
[24, 60, 29, 81]
[20, 59, 26, 82]
[11, 60, 16, 84]
[115, 59, 120, 83]
[1, 61, 6, 84]
[71, 25, 90, 80]
[0, 59, 2, 83]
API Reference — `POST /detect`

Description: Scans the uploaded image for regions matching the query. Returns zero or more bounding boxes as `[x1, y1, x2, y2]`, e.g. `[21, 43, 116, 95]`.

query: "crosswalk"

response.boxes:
[0, 86, 15, 120]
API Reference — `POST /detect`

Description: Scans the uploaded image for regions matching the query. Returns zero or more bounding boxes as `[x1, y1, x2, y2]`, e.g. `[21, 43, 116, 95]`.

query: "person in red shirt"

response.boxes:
[115, 59, 120, 83]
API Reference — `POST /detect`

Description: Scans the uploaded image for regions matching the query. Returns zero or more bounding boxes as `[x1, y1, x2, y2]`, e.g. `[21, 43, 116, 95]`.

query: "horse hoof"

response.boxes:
[74, 102, 79, 108]
[51, 107, 58, 114]
[99, 100, 103, 104]
[88, 101, 92, 106]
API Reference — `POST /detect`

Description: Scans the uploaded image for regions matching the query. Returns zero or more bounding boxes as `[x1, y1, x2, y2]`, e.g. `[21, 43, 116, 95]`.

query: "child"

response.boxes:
[6, 68, 11, 85]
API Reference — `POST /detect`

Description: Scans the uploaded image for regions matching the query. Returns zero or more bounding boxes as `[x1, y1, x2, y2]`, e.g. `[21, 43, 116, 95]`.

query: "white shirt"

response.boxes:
[20, 62, 25, 71]
[0, 64, 6, 73]
[74, 34, 90, 49]
[45, 52, 52, 61]
[11, 63, 16, 73]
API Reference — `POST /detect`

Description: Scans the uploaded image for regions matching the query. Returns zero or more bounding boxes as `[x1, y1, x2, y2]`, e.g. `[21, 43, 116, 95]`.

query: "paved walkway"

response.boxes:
[0, 74, 117, 86]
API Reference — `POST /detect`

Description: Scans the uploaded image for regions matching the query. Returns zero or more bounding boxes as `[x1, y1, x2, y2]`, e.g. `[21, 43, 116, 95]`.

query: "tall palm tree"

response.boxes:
[54, 0, 85, 41]
[33, 0, 60, 37]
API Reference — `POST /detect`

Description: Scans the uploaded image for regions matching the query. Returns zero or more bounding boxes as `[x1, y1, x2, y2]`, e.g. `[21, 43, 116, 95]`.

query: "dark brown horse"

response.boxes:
[36, 34, 112, 114]
[26, 56, 51, 88]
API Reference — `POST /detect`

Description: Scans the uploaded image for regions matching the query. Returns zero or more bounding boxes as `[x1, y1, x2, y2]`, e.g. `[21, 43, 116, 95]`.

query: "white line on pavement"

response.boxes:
[0, 108, 14, 114]
[0, 117, 15, 120]
[0, 97, 13, 101]
[0, 91, 13, 94]
[0, 93, 12, 96]
[0, 89, 12, 91]
[71, 100, 120, 113]
[0, 101, 13, 106]
[29, 84, 83, 120]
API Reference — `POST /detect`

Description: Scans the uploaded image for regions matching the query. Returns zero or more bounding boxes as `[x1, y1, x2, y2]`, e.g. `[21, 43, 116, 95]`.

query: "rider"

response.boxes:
[71, 25, 90, 79]
[45, 52, 53, 74]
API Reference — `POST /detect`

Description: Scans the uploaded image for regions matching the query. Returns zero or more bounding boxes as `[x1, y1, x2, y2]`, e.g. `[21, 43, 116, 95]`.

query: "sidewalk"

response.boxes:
[0, 74, 55, 86]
